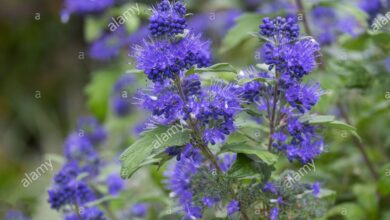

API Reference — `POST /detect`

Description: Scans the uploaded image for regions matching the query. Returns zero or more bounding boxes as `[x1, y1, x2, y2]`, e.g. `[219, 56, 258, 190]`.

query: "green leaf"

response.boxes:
[120, 125, 191, 179]
[321, 203, 366, 220]
[352, 184, 378, 218]
[85, 69, 121, 120]
[221, 143, 278, 165]
[84, 16, 104, 42]
[327, 120, 356, 131]
[228, 154, 261, 179]
[220, 13, 264, 53]
[192, 63, 237, 74]
[300, 115, 336, 124]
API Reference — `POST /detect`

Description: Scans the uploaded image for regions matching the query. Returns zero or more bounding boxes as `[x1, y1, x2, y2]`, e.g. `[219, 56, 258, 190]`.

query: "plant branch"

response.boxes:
[268, 82, 279, 151]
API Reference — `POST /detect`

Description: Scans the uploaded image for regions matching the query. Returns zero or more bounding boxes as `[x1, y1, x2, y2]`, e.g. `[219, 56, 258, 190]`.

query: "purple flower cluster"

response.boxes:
[272, 117, 324, 163]
[111, 73, 136, 117]
[262, 38, 320, 82]
[61, 0, 114, 22]
[133, 2, 244, 218]
[89, 28, 128, 61]
[149, 0, 187, 37]
[164, 144, 204, 219]
[134, 34, 211, 82]
[310, 6, 362, 46]
[164, 144, 237, 219]
[47, 117, 124, 219]
[259, 17, 300, 41]
[255, 17, 325, 163]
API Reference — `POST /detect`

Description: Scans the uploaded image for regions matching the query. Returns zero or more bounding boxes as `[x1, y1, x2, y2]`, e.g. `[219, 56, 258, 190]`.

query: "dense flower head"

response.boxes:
[182, 74, 202, 97]
[188, 83, 243, 145]
[259, 17, 300, 41]
[64, 133, 98, 163]
[273, 117, 324, 163]
[136, 86, 184, 125]
[134, 34, 211, 82]
[53, 161, 79, 186]
[111, 74, 136, 117]
[149, 0, 187, 37]
[164, 144, 204, 219]
[263, 38, 320, 81]
[48, 180, 96, 210]
[285, 83, 322, 113]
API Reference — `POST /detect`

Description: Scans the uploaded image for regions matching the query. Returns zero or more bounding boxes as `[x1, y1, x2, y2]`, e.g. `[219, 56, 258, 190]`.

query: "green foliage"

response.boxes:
[85, 69, 121, 120]
[220, 13, 263, 54]
[120, 125, 191, 178]
[221, 142, 278, 165]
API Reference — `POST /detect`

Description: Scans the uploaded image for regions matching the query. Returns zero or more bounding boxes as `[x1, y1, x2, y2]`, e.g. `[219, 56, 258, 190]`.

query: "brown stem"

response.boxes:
[295, 0, 325, 70]
[294, 0, 312, 36]
[74, 203, 83, 220]
[174, 76, 222, 172]
[337, 102, 379, 180]
[268, 83, 279, 151]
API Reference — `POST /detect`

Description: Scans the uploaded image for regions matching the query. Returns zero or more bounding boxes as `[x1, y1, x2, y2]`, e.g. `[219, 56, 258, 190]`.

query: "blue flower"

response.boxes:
[64, 133, 97, 161]
[136, 87, 184, 125]
[188, 83, 242, 145]
[48, 180, 95, 210]
[134, 34, 211, 82]
[61, 0, 114, 22]
[285, 83, 322, 113]
[270, 207, 279, 220]
[131, 203, 148, 217]
[259, 17, 300, 41]
[263, 182, 277, 194]
[311, 182, 321, 197]
[76, 116, 107, 145]
[263, 38, 320, 81]
[226, 200, 240, 216]
[106, 173, 124, 196]
[89, 28, 127, 61]
[182, 75, 202, 97]
[149, 0, 187, 37]
[359, 0, 383, 22]
[164, 144, 204, 219]
[53, 161, 79, 185]
[202, 197, 219, 208]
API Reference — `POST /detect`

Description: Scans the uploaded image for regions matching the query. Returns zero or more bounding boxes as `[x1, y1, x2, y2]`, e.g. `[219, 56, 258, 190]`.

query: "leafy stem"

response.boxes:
[174, 74, 250, 219]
